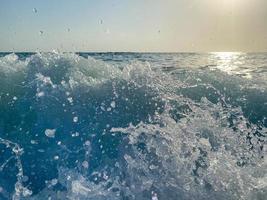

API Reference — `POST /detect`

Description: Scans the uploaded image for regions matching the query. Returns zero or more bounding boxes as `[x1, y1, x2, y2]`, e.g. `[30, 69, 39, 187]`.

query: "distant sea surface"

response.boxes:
[0, 52, 266, 200]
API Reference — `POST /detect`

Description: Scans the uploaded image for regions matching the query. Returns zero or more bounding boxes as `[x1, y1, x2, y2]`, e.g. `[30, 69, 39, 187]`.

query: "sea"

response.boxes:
[0, 52, 266, 200]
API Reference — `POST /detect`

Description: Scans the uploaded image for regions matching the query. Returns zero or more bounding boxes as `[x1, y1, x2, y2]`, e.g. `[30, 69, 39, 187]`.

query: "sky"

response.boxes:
[0, 0, 267, 52]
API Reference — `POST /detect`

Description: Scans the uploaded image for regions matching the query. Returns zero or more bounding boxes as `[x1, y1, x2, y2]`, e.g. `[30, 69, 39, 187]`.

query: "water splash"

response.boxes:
[0, 52, 266, 199]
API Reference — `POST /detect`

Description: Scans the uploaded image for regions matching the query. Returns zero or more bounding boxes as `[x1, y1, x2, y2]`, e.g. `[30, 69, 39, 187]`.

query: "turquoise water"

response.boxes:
[0, 52, 266, 199]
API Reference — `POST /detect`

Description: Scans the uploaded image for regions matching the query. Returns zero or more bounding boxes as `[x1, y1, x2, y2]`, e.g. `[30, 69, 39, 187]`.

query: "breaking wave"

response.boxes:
[0, 52, 266, 199]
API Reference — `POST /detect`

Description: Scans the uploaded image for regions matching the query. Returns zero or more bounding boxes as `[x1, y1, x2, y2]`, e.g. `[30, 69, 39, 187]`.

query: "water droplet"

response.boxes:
[45, 129, 56, 138]
[110, 101, 116, 108]
[54, 155, 59, 160]
[37, 91, 45, 97]
[73, 116, 78, 123]
[22, 187, 32, 197]
[82, 161, 89, 168]
[30, 140, 37, 144]
[72, 132, 79, 137]
[103, 173, 109, 180]
[151, 191, 158, 200]
[67, 97, 73, 104]
[33, 8, 37, 13]
[51, 179, 58, 186]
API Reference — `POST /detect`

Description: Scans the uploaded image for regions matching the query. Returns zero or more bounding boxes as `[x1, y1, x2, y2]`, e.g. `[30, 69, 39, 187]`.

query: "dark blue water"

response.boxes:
[0, 52, 266, 200]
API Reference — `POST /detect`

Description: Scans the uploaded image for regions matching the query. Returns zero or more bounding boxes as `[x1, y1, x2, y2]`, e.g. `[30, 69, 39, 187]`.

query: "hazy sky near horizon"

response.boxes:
[0, 0, 267, 52]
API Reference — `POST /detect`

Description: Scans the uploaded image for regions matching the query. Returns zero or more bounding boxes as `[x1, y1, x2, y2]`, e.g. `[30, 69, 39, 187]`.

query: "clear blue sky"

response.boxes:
[0, 0, 267, 52]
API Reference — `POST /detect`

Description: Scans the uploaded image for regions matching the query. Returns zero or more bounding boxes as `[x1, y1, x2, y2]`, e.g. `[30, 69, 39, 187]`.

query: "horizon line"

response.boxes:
[1, 51, 267, 54]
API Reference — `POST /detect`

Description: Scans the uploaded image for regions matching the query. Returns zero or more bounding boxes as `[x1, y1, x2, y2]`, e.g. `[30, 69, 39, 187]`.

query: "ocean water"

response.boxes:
[0, 52, 266, 200]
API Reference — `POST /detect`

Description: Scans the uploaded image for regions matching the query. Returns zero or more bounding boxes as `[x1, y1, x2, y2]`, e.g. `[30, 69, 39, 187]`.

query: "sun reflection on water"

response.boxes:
[210, 52, 252, 78]
[213, 52, 241, 59]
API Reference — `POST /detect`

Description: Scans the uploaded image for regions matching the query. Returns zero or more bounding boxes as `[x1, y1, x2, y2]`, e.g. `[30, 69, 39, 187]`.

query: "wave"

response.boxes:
[0, 52, 266, 199]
